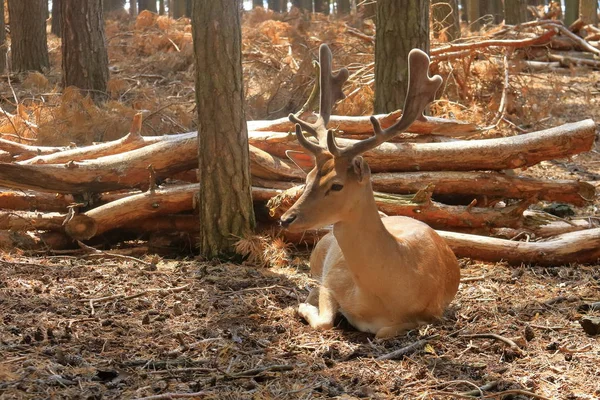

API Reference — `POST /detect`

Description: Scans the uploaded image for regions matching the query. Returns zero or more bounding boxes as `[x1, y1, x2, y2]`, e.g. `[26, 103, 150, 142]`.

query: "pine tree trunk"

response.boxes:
[171, 0, 187, 17]
[504, 0, 528, 24]
[158, 0, 165, 14]
[61, 0, 109, 103]
[191, 0, 255, 258]
[488, 0, 504, 24]
[253, 0, 264, 8]
[52, 0, 62, 36]
[292, 0, 313, 11]
[7, 0, 49, 72]
[0, 0, 5, 73]
[268, 0, 281, 12]
[337, 0, 351, 14]
[374, 0, 430, 113]
[579, 0, 598, 24]
[466, 0, 481, 31]
[130, 0, 138, 17]
[432, 0, 460, 41]
[103, 0, 125, 12]
[564, 0, 579, 25]
[138, 0, 157, 12]
[315, 0, 330, 14]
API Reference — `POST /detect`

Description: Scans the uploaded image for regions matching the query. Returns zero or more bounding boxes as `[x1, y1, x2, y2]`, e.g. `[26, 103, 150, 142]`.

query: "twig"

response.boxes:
[461, 333, 524, 355]
[133, 391, 212, 400]
[482, 389, 552, 400]
[80, 284, 191, 304]
[483, 49, 510, 130]
[460, 275, 486, 283]
[226, 364, 294, 378]
[461, 380, 499, 396]
[376, 334, 439, 361]
[76, 241, 153, 267]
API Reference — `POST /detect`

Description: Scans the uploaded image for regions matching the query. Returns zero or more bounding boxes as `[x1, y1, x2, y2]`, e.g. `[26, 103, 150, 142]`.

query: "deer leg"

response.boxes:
[298, 286, 338, 330]
[375, 321, 420, 339]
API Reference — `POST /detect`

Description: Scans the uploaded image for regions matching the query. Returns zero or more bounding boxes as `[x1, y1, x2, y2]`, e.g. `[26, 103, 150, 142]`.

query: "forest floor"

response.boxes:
[1, 9, 600, 400]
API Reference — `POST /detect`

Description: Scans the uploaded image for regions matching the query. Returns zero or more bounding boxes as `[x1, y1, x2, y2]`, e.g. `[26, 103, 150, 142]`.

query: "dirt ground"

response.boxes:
[1, 10, 600, 400]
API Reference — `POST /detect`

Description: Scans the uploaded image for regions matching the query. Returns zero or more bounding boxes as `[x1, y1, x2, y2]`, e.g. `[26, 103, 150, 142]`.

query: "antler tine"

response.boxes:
[328, 49, 442, 159]
[289, 44, 349, 156]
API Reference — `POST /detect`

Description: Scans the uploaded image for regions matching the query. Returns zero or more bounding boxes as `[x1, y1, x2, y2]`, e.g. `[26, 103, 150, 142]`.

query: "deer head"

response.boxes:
[280, 44, 442, 232]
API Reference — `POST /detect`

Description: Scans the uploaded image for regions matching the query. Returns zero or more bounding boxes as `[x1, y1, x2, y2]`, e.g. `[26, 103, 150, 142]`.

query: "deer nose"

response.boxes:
[280, 214, 297, 228]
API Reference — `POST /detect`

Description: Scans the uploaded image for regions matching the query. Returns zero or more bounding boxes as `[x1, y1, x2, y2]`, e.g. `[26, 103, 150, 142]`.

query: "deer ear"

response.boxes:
[352, 156, 369, 184]
[286, 150, 315, 175]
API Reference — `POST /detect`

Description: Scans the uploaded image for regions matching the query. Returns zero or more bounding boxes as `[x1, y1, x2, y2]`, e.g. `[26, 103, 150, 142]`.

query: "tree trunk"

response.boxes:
[159, 0, 165, 14]
[337, 0, 351, 14]
[7, 0, 49, 72]
[268, 0, 284, 12]
[314, 0, 329, 14]
[466, 0, 481, 31]
[103, 0, 126, 12]
[253, 0, 264, 8]
[579, 0, 598, 24]
[564, 0, 579, 25]
[0, 0, 5, 73]
[138, 0, 157, 12]
[192, 0, 255, 258]
[360, 1, 377, 20]
[170, 0, 187, 17]
[432, 0, 460, 41]
[61, 0, 109, 103]
[52, 0, 63, 36]
[482, 0, 504, 24]
[374, 0, 430, 113]
[504, 0, 528, 24]
[130, 0, 138, 17]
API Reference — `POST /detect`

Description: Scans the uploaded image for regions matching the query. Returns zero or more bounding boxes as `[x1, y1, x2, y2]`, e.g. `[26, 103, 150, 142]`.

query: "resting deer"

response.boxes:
[280, 44, 460, 339]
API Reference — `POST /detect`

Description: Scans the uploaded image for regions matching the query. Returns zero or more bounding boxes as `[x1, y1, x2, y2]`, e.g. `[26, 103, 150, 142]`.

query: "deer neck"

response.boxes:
[332, 183, 398, 282]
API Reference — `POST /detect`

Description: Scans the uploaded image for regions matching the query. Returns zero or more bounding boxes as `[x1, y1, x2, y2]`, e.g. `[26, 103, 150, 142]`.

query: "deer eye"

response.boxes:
[330, 183, 344, 192]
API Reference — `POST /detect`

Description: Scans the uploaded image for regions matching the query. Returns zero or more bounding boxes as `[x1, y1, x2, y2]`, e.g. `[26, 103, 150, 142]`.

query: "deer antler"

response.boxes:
[327, 49, 443, 159]
[289, 44, 349, 158]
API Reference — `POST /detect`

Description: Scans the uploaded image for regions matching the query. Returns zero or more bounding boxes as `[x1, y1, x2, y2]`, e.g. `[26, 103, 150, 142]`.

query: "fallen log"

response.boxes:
[265, 186, 531, 230]
[0, 230, 72, 251]
[0, 211, 65, 231]
[251, 120, 597, 172]
[0, 138, 301, 193]
[438, 228, 600, 266]
[370, 171, 595, 206]
[248, 111, 480, 137]
[431, 28, 557, 57]
[64, 184, 197, 240]
[0, 190, 76, 212]
[0, 137, 69, 160]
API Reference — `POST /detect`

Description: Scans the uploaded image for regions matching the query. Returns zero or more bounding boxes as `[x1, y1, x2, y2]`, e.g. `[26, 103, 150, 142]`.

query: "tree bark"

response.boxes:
[564, 0, 579, 26]
[579, 0, 598, 24]
[466, 0, 481, 31]
[374, 0, 430, 113]
[268, 0, 286, 12]
[337, 0, 351, 14]
[482, 0, 504, 25]
[248, 110, 479, 136]
[370, 171, 595, 206]
[138, 0, 157, 12]
[505, 0, 528, 24]
[439, 229, 600, 266]
[170, 0, 188, 17]
[158, 0, 165, 14]
[7, 0, 49, 72]
[103, 0, 126, 12]
[314, 0, 329, 14]
[253, 0, 264, 8]
[0, 0, 5, 73]
[130, 0, 138, 17]
[51, 0, 63, 36]
[192, 0, 255, 258]
[432, 0, 460, 41]
[61, 0, 109, 103]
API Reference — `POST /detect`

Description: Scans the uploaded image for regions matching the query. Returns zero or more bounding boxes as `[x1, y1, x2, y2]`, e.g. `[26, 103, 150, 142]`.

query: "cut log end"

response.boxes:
[64, 214, 98, 241]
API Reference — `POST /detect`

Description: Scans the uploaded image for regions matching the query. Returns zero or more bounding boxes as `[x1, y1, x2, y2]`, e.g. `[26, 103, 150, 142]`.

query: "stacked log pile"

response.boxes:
[0, 108, 597, 265]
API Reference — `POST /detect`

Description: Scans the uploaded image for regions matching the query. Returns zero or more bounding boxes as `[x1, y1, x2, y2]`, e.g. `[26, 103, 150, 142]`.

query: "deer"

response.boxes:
[280, 44, 461, 339]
